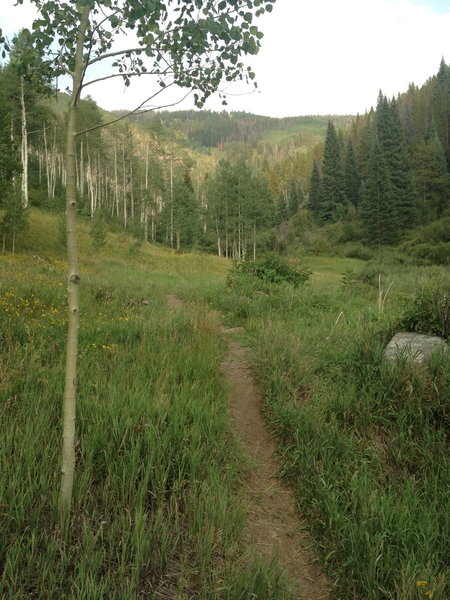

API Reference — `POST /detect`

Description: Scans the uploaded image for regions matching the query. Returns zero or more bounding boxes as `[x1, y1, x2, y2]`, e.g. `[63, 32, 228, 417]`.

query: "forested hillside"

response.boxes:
[1, 31, 449, 263]
[308, 59, 450, 261]
[1, 12, 450, 600]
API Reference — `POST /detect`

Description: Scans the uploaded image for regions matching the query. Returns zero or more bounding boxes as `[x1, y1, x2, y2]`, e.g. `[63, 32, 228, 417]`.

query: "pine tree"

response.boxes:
[173, 167, 201, 250]
[413, 130, 450, 221]
[344, 139, 360, 208]
[288, 179, 300, 217]
[433, 58, 450, 168]
[308, 160, 321, 219]
[360, 131, 398, 246]
[376, 93, 417, 230]
[277, 191, 288, 224]
[318, 121, 347, 223]
[0, 67, 21, 192]
[0, 188, 28, 253]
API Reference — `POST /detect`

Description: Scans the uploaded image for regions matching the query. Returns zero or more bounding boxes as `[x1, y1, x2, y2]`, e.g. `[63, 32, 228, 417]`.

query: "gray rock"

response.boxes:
[384, 332, 449, 366]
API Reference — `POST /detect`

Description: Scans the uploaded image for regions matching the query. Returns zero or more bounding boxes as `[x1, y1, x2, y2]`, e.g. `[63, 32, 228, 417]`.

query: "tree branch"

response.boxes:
[87, 47, 143, 67]
[76, 83, 193, 136]
[83, 68, 171, 89]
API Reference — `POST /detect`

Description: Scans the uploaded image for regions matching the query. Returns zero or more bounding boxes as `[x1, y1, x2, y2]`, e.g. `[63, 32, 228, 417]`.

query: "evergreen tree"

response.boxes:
[0, 188, 28, 253]
[308, 160, 321, 219]
[344, 139, 360, 208]
[277, 191, 288, 224]
[288, 179, 300, 217]
[0, 67, 20, 194]
[318, 121, 347, 222]
[432, 58, 450, 168]
[360, 132, 398, 246]
[413, 130, 450, 221]
[173, 167, 201, 249]
[376, 93, 417, 230]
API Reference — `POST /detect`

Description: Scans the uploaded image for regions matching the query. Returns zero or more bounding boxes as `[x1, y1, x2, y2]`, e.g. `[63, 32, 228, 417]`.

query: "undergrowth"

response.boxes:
[0, 212, 293, 600]
[205, 260, 450, 600]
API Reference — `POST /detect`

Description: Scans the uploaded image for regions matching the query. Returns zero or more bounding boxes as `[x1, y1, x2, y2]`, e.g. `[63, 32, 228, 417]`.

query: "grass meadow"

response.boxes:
[1, 210, 449, 599]
[203, 255, 450, 600]
[0, 211, 292, 599]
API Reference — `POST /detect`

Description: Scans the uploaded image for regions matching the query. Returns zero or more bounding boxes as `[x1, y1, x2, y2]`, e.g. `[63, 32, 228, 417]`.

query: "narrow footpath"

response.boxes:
[166, 296, 330, 599]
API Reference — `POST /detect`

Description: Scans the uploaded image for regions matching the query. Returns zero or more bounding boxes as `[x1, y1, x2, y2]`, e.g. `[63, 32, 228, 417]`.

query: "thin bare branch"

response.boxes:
[87, 47, 143, 67]
[76, 83, 193, 136]
[83, 68, 171, 89]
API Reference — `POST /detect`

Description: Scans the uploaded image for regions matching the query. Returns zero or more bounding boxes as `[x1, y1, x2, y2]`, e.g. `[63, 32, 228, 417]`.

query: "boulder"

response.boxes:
[384, 332, 449, 366]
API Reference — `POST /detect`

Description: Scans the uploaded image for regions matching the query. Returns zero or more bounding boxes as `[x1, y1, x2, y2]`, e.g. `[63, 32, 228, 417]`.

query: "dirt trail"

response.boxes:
[166, 296, 330, 599]
[221, 329, 329, 600]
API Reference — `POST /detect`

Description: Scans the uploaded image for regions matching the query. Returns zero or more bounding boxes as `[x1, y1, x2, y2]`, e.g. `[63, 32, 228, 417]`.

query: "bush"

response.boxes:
[343, 242, 373, 261]
[408, 242, 450, 265]
[398, 288, 450, 339]
[353, 260, 386, 286]
[236, 253, 311, 287]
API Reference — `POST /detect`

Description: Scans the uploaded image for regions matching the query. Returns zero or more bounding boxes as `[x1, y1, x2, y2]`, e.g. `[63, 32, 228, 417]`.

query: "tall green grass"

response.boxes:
[205, 259, 450, 600]
[0, 212, 293, 599]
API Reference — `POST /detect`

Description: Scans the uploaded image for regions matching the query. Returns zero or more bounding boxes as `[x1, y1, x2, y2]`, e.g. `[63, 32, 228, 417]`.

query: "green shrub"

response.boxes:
[409, 242, 450, 265]
[353, 260, 386, 286]
[398, 288, 450, 339]
[343, 242, 373, 261]
[236, 253, 311, 287]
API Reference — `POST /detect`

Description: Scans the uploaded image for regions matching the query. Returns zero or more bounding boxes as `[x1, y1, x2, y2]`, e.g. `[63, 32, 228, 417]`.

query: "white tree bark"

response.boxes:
[59, 4, 91, 520]
[20, 78, 29, 209]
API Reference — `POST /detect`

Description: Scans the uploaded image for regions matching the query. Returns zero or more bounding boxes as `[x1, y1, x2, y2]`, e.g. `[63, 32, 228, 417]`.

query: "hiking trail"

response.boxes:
[166, 295, 330, 599]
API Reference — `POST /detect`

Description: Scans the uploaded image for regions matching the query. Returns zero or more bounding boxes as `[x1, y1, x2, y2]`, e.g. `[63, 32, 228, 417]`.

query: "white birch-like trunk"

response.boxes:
[169, 162, 174, 247]
[130, 162, 134, 219]
[20, 78, 28, 209]
[59, 5, 91, 521]
[216, 221, 222, 257]
[114, 144, 119, 217]
[122, 142, 127, 227]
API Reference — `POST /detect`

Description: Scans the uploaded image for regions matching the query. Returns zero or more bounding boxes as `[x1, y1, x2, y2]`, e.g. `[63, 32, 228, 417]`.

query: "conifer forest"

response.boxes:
[2, 36, 448, 260]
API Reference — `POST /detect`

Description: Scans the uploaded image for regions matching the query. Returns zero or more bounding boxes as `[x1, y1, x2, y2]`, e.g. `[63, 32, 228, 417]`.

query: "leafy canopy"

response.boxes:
[1, 0, 276, 108]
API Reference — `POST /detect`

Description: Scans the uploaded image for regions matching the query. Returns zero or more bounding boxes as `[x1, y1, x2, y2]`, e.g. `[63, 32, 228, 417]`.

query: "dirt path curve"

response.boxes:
[166, 296, 330, 599]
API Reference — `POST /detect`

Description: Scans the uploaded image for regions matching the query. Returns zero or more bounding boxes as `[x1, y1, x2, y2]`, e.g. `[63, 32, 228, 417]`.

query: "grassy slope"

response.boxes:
[201, 257, 450, 600]
[0, 212, 292, 600]
[2, 213, 449, 599]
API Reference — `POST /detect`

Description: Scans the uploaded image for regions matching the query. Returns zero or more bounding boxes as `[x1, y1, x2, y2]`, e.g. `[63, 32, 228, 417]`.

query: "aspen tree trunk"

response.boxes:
[216, 222, 222, 257]
[122, 142, 127, 227]
[79, 140, 84, 194]
[169, 162, 174, 248]
[151, 206, 155, 242]
[20, 78, 29, 209]
[114, 144, 119, 217]
[238, 204, 242, 258]
[59, 4, 91, 520]
[145, 143, 149, 189]
[225, 201, 229, 258]
[38, 145, 42, 184]
[143, 207, 148, 242]
[43, 124, 50, 198]
[130, 162, 135, 219]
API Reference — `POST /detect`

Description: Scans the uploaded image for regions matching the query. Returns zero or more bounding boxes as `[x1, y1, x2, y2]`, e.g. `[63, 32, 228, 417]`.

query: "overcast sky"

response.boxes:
[2, 0, 450, 117]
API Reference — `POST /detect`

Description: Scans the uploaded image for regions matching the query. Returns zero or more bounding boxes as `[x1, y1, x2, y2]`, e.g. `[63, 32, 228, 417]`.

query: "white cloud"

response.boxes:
[2, 0, 450, 116]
